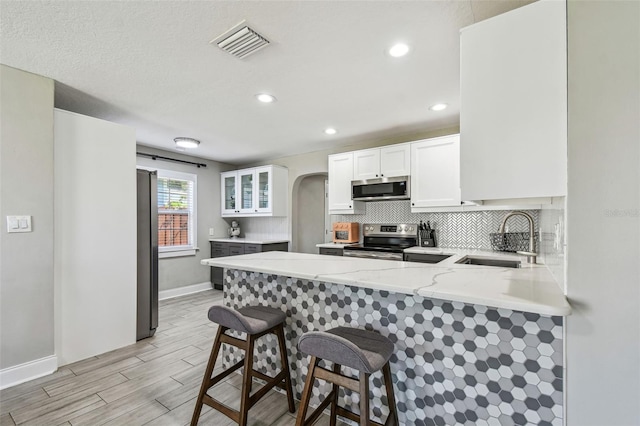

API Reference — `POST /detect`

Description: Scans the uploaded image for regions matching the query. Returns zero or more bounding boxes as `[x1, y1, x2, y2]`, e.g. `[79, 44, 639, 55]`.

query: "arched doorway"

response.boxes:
[292, 173, 329, 253]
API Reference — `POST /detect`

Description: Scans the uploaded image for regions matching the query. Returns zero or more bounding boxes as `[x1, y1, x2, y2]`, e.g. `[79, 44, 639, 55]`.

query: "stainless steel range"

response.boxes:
[342, 223, 418, 261]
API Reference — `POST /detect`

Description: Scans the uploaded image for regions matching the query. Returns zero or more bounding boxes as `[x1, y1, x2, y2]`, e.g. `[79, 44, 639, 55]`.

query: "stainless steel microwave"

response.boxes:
[351, 176, 410, 201]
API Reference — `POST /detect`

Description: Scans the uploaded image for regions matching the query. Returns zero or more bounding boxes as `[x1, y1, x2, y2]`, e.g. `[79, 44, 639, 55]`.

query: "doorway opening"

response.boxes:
[292, 173, 329, 253]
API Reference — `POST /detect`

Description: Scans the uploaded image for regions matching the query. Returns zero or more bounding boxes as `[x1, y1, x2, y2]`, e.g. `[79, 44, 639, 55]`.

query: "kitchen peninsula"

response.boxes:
[201, 252, 569, 425]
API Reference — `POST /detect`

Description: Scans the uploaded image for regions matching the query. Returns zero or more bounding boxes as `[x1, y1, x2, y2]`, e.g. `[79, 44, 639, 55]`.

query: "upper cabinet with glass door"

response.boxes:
[220, 165, 288, 217]
[239, 169, 255, 214]
[221, 171, 238, 215]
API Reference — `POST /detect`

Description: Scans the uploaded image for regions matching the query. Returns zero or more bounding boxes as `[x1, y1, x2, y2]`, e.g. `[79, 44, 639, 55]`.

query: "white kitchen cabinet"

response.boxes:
[380, 144, 411, 177]
[410, 134, 461, 210]
[460, 0, 566, 201]
[221, 170, 239, 215]
[328, 152, 364, 214]
[238, 169, 257, 214]
[221, 165, 287, 217]
[353, 144, 410, 180]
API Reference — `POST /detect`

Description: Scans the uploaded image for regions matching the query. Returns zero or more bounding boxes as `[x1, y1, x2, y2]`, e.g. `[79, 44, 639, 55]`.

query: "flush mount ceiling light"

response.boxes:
[429, 103, 448, 111]
[256, 93, 276, 103]
[388, 43, 410, 58]
[324, 128, 337, 135]
[174, 137, 200, 149]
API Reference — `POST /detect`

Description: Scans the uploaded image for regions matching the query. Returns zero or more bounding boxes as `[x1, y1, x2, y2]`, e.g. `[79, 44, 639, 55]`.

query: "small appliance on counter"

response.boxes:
[228, 220, 241, 238]
[418, 220, 437, 247]
[332, 222, 360, 243]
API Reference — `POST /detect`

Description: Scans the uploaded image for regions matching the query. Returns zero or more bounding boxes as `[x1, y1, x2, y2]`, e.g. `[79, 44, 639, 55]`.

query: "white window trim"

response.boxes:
[158, 248, 198, 259]
[156, 169, 197, 255]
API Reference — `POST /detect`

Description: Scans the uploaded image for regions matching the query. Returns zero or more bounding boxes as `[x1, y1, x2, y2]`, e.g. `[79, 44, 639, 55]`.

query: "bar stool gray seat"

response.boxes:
[191, 305, 295, 426]
[296, 326, 399, 426]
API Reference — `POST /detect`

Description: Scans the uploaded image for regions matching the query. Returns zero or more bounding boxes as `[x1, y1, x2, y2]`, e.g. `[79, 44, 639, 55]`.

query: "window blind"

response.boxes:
[156, 170, 197, 251]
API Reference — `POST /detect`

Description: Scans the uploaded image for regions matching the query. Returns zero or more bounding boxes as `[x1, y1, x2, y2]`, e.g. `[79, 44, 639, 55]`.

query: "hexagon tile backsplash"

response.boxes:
[222, 270, 563, 426]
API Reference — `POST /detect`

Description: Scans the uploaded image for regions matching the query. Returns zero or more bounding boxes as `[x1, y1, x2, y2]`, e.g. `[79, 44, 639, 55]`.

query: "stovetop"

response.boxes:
[343, 223, 418, 253]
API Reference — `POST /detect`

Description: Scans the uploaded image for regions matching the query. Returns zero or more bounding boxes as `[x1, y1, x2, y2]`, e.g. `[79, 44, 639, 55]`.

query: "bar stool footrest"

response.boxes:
[335, 406, 385, 426]
[202, 394, 240, 423]
[300, 389, 337, 426]
[248, 369, 288, 407]
[207, 358, 244, 388]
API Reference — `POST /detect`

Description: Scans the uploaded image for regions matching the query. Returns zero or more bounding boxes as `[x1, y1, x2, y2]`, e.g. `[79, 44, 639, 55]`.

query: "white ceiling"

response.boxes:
[0, 0, 534, 165]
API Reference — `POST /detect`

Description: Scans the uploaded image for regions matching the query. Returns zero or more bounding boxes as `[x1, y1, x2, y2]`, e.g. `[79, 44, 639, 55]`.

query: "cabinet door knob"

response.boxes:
[381, 174, 384, 177]
[255, 209, 257, 212]
[349, 205, 352, 208]
[411, 203, 415, 206]
[375, 174, 378, 177]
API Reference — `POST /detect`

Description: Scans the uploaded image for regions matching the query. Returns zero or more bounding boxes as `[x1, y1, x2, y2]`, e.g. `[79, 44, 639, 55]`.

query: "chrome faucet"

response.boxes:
[498, 211, 537, 264]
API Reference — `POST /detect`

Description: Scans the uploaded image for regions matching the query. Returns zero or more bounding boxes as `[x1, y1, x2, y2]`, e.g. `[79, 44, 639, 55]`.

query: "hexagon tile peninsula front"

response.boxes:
[218, 270, 564, 426]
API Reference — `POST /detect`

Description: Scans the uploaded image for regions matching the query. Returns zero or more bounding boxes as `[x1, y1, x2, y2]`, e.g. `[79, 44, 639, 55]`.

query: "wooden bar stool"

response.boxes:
[191, 305, 295, 426]
[296, 326, 399, 426]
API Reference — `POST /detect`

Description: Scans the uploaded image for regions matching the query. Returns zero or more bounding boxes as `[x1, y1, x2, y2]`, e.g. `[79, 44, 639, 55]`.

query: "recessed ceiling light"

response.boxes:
[174, 137, 200, 149]
[324, 128, 337, 135]
[429, 103, 448, 111]
[256, 93, 276, 103]
[388, 43, 410, 58]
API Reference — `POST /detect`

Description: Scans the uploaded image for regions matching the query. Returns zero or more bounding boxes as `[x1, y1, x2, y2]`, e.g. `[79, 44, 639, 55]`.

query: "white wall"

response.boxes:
[54, 109, 137, 366]
[136, 146, 233, 292]
[0, 66, 56, 383]
[566, 1, 640, 424]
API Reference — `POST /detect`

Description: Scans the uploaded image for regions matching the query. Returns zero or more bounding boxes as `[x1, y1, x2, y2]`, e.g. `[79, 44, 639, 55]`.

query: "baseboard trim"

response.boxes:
[159, 281, 213, 301]
[0, 355, 58, 390]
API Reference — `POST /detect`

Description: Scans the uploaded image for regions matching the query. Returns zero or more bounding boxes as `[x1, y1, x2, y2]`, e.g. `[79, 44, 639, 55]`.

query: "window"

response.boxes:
[157, 169, 197, 257]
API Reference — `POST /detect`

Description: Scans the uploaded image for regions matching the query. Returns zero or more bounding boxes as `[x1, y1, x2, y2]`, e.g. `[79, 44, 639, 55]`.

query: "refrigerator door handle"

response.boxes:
[149, 171, 159, 331]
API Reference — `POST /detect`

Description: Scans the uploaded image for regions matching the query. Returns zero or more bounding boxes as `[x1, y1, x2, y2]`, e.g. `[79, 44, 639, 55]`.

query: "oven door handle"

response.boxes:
[344, 251, 402, 260]
[378, 253, 403, 260]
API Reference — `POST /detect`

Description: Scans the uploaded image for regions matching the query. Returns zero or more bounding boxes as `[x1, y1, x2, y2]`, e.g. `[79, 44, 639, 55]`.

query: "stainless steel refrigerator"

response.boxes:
[136, 169, 159, 340]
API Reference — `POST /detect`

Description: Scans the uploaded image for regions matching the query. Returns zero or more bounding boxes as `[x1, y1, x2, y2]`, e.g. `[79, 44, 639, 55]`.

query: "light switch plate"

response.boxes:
[6, 215, 32, 233]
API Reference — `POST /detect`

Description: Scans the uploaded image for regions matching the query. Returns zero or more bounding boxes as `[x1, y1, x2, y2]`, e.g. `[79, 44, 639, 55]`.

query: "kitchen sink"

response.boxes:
[455, 256, 521, 268]
[404, 253, 453, 264]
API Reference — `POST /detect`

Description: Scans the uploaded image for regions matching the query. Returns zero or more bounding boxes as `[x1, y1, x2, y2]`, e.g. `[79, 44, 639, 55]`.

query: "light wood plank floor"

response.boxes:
[0, 290, 345, 426]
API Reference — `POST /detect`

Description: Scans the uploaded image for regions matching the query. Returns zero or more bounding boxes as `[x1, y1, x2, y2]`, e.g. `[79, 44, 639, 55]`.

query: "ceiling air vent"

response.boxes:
[211, 21, 270, 59]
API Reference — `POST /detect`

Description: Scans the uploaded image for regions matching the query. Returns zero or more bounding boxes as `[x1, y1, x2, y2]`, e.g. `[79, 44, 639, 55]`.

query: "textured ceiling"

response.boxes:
[0, 0, 535, 164]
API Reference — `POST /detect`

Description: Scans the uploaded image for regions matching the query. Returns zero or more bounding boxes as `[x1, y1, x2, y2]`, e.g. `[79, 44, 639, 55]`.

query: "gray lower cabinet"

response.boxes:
[319, 247, 343, 256]
[210, 241, 288, 290]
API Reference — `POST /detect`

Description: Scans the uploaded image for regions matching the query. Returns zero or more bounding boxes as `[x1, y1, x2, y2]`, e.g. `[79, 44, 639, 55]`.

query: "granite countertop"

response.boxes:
[201, 251, 571, 316]
[209, 238, 290, 245]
